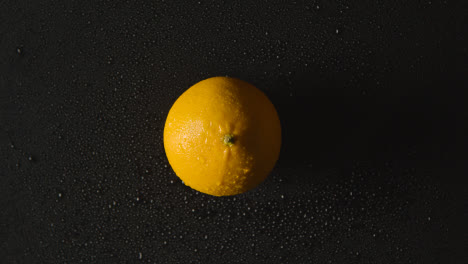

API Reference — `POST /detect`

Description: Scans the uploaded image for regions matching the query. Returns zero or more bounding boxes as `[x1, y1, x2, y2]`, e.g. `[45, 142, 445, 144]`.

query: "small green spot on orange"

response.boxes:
[223, 134, 235, 146]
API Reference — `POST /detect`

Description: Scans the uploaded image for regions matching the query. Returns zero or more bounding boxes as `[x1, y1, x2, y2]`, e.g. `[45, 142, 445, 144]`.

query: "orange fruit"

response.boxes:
[163, 77, 281, 196]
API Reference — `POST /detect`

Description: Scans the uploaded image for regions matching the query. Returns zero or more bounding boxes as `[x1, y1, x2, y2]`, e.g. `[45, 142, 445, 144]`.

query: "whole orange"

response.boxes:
[163, 77, 281, 196]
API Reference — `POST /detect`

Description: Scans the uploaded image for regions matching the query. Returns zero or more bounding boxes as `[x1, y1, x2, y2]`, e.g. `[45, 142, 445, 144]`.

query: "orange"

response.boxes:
[163, 77, 281, 196]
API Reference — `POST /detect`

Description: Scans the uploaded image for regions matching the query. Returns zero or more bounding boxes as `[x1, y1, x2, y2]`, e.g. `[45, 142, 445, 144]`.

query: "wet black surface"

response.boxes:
[1, 1, 467, 263]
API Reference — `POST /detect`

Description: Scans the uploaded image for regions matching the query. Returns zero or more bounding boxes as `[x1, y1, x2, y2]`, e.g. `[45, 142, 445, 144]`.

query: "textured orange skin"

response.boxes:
[163, 77, 281, 196]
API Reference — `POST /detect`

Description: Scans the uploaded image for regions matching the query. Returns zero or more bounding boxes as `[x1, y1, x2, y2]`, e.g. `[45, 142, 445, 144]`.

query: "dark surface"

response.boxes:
[1, 1, 467, 263]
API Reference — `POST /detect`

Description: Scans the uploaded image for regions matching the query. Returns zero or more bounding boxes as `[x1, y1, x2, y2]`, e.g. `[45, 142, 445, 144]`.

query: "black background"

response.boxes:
[1, 1, 467, 263]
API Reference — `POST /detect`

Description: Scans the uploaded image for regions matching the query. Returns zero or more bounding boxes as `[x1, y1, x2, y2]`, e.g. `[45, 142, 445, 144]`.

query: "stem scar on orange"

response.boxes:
[163, 77, 281, 196]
